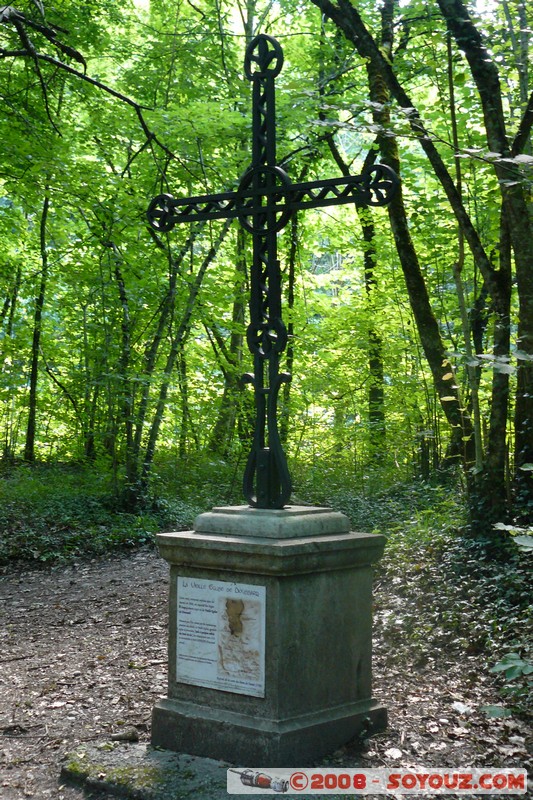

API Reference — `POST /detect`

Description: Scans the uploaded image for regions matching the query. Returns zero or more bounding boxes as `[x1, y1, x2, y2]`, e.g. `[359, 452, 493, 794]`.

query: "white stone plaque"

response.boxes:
[176, 577, 266, 697]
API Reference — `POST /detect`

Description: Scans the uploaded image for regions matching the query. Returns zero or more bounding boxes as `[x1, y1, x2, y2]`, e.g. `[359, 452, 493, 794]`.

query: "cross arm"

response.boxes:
[147, 164, 399, 235]
[288, 164, 399, 213]
[147, 189, 241, 233]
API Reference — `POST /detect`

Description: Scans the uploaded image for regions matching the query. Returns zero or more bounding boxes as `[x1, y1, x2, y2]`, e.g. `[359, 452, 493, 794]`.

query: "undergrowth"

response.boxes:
[1, 457, 530, 716]
[373, 505, 532, 720]
[0, 458, 239, 566]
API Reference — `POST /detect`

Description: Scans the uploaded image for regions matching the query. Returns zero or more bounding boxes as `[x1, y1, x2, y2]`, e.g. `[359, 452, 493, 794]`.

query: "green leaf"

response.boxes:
[490, 661, 511, 673]
[480, 705, 513, 719]
[493, 522, 515, 531]
[504, 665, 524, 680]
[513, 535, 533, 553]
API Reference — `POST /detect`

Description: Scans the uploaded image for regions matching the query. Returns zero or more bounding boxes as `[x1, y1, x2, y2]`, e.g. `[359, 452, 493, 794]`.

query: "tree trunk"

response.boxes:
[131, 224, 201, 470]
[140, 219, 232, 495]
[484, 222, 512, 522]
[321, 82, 387, 463]
[368, 3, 476, 469]
[359, 209, 386, 463]
[24, 193, 50, 462]
[177, 350, 189, 459]
[208, 226, 246, 456]
[110, 252, 137, 508]
[437, 0, 533, 515]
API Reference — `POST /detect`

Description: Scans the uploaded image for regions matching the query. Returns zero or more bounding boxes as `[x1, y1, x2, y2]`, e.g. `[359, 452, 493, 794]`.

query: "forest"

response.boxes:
[1, 0, 532, 535]
[0, 1, 531, 785]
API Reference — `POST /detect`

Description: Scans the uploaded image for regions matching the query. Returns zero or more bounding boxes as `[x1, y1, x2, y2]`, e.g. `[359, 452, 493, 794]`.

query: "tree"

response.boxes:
[1, 0, 249, 504]
[309, 0, 533, 529]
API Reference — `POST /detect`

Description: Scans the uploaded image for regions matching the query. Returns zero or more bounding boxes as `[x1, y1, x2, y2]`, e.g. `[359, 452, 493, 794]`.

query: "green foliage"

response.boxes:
[149, 451, 244, 515]
[0, 464, 154, 564]
[479, 704, 513, 719]
[358, 477, 532, 718]
[2, 453, 530, 721]
[293, 461, 463, 535]
[0, 454, 243, 564]
[491, 652, 533, 681]
[0, 0, 532, 528]
[489, 653, 533, 713]
[493, 523, 533, 553]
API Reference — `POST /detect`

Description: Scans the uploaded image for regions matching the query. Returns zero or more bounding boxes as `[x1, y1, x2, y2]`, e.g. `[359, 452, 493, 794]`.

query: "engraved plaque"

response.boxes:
[176, 577, 266, 698]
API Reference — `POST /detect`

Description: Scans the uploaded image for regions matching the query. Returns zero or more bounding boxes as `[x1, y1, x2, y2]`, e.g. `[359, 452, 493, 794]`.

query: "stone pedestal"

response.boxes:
[151, 505, 386, 766]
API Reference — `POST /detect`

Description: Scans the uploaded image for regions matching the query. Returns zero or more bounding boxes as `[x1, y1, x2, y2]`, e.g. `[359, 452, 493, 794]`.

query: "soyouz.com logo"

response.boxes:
[227, 768, 527, 794]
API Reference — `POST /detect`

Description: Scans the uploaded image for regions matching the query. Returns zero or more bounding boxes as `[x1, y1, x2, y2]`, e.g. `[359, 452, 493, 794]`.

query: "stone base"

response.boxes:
[151, 505, 386, 767]
[151, 696, 386, 766]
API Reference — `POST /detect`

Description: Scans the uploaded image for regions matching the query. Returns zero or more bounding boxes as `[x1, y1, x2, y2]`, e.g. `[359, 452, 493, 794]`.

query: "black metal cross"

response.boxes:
[147, 34, 398, 510]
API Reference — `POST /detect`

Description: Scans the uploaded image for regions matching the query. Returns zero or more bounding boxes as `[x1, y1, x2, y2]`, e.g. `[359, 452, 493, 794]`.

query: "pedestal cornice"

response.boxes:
[156, 527, 385, 576]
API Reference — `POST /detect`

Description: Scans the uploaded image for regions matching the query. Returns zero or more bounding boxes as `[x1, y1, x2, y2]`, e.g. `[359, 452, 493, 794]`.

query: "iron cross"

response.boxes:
[147, 34, 399, 510]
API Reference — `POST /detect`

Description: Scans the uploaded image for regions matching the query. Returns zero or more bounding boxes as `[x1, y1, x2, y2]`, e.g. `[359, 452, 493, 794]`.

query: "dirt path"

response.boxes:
[0, 548, 530, 799]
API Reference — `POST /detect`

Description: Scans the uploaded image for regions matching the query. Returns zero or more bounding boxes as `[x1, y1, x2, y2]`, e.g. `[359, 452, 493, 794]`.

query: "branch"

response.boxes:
[185, 0, 205, 17]
[11, 15, 61, 134]
[0, 19, 185, 167]
[1, 6, 84, 65]
[40, 347, 83, 423]
[203, 322, 231, 380]
[35, 51, 188, 167]
[121, 136, 153, 178]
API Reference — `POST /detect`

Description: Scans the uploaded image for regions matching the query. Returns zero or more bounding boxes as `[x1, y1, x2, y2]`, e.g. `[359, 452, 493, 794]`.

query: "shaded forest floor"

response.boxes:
[1, 544, 530, 800]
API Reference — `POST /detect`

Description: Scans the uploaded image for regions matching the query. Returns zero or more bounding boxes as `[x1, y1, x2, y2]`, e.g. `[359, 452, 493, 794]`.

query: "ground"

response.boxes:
[0, 547, 530, 799]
